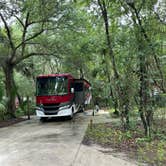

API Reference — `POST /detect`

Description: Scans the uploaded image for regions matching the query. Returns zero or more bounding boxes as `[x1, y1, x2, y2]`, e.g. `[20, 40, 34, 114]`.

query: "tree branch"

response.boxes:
[14, 52, 53, 65]
[98, 0, 119, 79]
[138, 0, 145, 14]
[27, 19, 52, 26]
[15, 28, 44, 50]
[20, 12, 30, 57]
[15, 13, 48, 51]
[14, 15, 25, 28]
[0, 12, 15, 51]
[154, 11, 166, 25]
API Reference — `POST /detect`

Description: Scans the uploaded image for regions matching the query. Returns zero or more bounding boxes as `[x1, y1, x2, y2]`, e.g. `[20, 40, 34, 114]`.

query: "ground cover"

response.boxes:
[83, 119, 166, 166]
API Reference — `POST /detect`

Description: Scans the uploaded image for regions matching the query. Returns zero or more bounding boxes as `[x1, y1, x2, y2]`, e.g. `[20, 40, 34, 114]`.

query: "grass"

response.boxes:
[83, 119, 166, 165]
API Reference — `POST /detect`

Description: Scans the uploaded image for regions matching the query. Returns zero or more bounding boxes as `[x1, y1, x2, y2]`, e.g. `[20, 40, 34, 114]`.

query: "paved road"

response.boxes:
[0, 112, 137, 166]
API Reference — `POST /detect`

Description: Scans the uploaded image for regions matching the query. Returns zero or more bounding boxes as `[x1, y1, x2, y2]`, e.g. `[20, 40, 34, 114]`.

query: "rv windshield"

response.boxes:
[36, 77, 68, 96]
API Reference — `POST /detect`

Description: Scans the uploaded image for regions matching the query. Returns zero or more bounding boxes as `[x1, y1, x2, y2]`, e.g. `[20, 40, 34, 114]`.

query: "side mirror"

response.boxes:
[71, 88, 74, 93]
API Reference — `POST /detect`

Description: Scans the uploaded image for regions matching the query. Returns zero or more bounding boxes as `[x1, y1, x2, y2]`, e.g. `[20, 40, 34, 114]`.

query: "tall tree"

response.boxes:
[122, 0, 166, 136]
[0, 0, 71, 118]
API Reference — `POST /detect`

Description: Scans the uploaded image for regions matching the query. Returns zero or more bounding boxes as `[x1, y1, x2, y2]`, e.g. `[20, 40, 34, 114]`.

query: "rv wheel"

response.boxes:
[79, 105, 85, 112]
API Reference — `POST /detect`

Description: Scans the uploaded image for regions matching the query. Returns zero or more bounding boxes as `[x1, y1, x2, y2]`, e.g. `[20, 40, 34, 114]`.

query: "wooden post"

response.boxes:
[90, 118, 93, 130]
[27, 96, 30, 120]
[92, 109, 95, 116]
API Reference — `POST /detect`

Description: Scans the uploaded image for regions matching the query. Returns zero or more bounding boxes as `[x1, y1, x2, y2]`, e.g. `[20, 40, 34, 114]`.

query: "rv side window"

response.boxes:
[74, 83, 83, 92]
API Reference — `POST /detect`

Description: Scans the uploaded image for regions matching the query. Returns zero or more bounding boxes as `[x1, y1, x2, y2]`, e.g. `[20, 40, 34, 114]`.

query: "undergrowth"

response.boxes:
[83, 121, 166, 165]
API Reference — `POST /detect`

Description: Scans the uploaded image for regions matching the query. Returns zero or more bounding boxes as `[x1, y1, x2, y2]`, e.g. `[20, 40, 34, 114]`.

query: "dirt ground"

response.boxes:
[0, 118, 27, 128]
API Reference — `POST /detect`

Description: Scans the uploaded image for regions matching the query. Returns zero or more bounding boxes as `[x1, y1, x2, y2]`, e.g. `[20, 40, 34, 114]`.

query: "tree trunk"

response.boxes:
[102, 49, 119, 115]
[126, 1, 161, 136]
[80, 68, 84, 79]
[139, 42, 150, 136]
[3, 63, 16, 119]
[27, 96, 30, 120]
[98, 0, 119, 79]
[98, 0, 125, 126]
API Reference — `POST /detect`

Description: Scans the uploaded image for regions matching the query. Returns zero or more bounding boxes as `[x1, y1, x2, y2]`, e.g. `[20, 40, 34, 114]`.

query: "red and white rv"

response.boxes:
[35, 73, 91, 120]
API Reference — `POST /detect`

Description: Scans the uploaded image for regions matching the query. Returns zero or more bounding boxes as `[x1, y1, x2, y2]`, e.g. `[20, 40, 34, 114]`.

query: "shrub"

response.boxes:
[0, 103, 6, 120]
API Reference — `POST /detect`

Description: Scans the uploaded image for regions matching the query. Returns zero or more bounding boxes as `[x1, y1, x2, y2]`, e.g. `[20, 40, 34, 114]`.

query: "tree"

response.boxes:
[121, 0, 166, 136]
[0, 0, 71, 118]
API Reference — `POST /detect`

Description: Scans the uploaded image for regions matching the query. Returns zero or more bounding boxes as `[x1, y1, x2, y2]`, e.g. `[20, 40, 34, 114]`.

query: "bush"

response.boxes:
[154, 93, 166, 107]
[0, 103, 6, 120]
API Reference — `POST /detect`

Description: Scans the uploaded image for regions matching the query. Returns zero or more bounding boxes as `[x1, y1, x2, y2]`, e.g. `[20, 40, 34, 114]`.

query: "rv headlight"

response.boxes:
[59, 105, 70, 110]
[36, 106, 41, 110]
[36, 106, 44, 111]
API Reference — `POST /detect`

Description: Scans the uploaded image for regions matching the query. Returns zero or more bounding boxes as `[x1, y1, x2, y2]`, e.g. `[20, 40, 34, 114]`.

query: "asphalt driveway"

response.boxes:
[0, 112, 137, 166]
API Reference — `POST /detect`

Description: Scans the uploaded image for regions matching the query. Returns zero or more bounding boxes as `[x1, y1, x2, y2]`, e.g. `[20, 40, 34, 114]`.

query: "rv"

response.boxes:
[35, 73, 91, 120]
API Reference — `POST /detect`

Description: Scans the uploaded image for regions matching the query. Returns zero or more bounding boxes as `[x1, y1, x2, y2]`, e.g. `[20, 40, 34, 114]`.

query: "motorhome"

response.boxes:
[35, 73, 91, 120]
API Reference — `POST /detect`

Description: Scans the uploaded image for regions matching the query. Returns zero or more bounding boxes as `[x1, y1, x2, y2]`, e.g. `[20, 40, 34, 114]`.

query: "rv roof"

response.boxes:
[37, 73, 74, 78]
[74, 79, 91, 87]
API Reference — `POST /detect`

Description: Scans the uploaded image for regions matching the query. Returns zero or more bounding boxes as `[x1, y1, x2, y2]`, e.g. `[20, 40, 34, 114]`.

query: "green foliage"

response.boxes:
[84, 121, 166, 165]
[0, 72, 5, 120]
[0, 103, 6, 120]
[15, 100, 35, 117]
[0, 72, 4, 101]
[138, 141, 166, 165]
[85, 122, 134, 145]
[14, 72, 35, 97]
